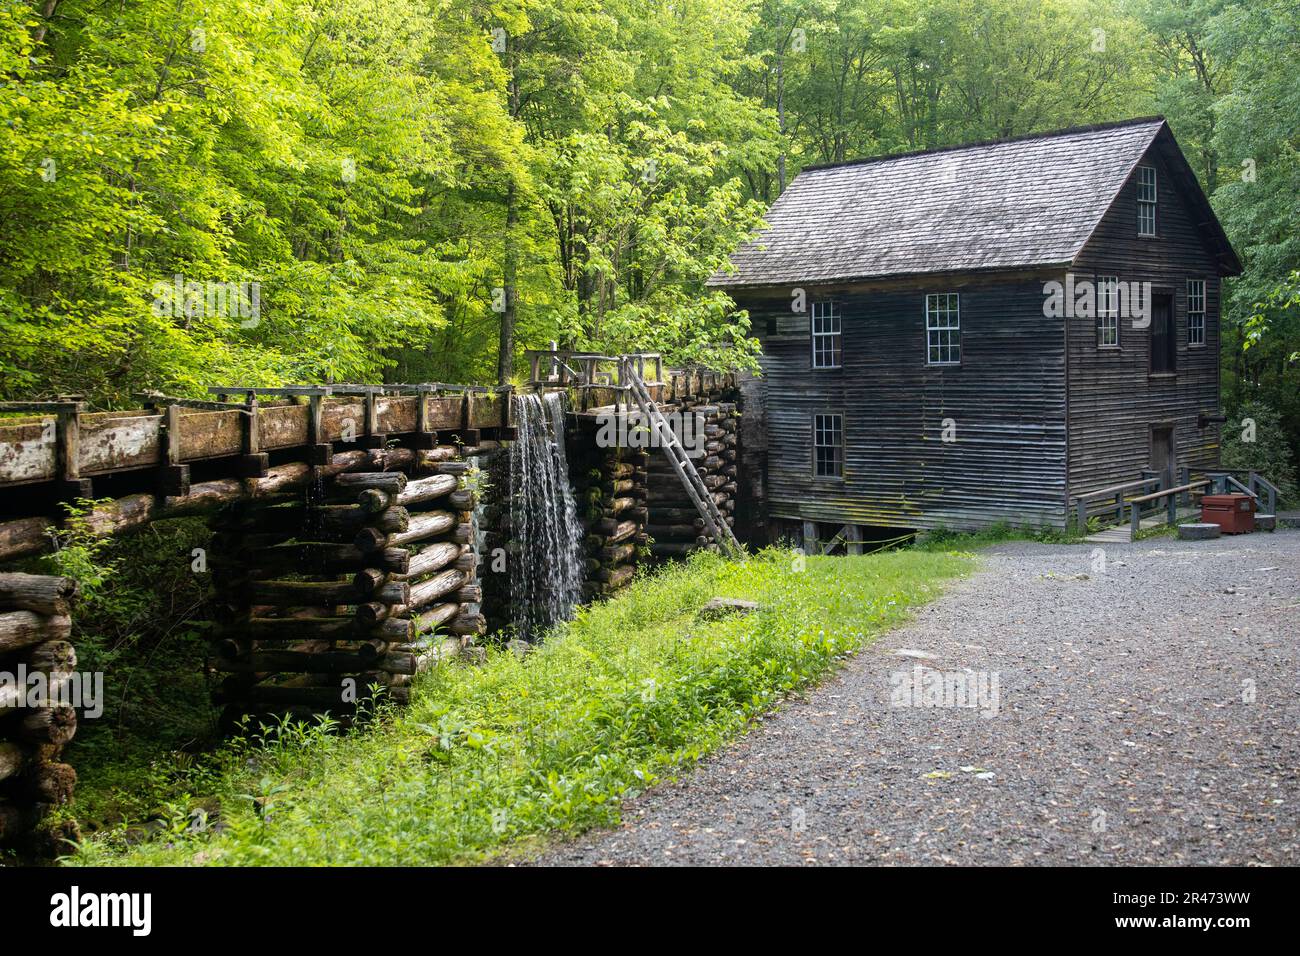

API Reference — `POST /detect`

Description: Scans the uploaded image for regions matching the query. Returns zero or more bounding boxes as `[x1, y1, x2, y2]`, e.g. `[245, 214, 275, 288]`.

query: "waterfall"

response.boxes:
[509, 392, 585, 639]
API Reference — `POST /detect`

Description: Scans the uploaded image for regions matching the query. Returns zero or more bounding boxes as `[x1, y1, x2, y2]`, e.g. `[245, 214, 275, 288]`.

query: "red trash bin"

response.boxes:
[1201, 493, 1255, 534]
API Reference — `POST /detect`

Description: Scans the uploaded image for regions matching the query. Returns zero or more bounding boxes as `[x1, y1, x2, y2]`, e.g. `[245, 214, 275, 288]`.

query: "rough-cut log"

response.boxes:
[0, 574, 79, 616]
[447, 489, 476, 511]
[374, 580, 409, 605]
[648, 542, 703, 556]
[413, 446, 458, 470]
[352, 568, 387, 595]
[25, 762, 76, 805]
[382, 510, 455, 549]
[448, 613, 486, 636]
[453, 584, 482, 603]
[599, 542, 637, 563]
[0, 611, 71, 654]
[595, 519, 639, 543]
[396, 473, 457, 507]
[452, 522, 474, 544]
[211, 650, 416, 676]
[237, 616, 357, 644]
[333, 471, 408, 493]
[408, 569, 466, 611]
[247, 579, 367, 606]
[400, 541, 460, 581]
[0, 742, 24, 782]
[23, 640, 77, 671]
[355, 488, 392, 514]
[453, 550, 477, 573]
[370, 617, 413, 642]
[412, 602, 459, 635]
[343, 574, 408, 605]
[355, 601, 405, 625]
[0, 516, 52, 563]
[217, 503, 410, 537]
[244, 543, 409, 575]
[21, 705, 77, 745]
[646, 523, 702, 538]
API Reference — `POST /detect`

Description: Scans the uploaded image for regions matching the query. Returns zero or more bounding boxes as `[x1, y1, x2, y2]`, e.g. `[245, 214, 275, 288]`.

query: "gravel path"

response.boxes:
[538, 531, 1300, 866]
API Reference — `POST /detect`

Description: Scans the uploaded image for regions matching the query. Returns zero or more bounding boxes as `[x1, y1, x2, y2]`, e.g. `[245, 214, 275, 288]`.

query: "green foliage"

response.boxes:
[36, 509, 216, 825]
[1220, 400, 1298, 506]
[72, 546, 969, 865]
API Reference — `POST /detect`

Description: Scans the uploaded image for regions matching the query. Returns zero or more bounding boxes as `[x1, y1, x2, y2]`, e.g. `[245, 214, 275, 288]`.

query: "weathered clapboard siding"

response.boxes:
[738, 273, 1068, 531]
[719, 118, 1239, 535]
[1067, 138, 1224, 494]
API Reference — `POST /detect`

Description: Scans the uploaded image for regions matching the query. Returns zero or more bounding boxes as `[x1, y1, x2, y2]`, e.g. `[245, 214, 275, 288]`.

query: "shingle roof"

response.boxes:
[709, 118, 1212, 288]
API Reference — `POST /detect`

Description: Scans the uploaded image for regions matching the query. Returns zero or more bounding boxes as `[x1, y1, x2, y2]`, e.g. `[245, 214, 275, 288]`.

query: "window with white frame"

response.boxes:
[811, 300, 842, 369]
[925, 293, 960, 365]
[1097, 275, 1119, 348]
[1187, 278, 1206, 346]
[1137, 165, 1158, 237]
[813, 413, 843, 478]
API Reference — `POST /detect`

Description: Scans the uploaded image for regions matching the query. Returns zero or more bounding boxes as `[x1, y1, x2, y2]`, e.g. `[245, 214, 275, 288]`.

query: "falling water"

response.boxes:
[509, 392, 585, 639]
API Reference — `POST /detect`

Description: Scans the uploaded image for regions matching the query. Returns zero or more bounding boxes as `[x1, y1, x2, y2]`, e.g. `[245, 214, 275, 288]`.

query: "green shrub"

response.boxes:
[1221, 400, 1299, 506]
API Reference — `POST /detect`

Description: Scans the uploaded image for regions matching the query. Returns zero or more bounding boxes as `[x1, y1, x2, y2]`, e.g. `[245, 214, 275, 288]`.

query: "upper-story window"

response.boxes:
[1097, 275, 1119, 348]
[1136, 165, 1158, 237]
[811, 300, 842, 369]
[1187, 279, 1206, 347]
[925, 293, 961, 365]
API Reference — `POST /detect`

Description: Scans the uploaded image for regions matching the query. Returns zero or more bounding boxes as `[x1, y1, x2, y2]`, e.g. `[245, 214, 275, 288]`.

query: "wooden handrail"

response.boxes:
[1128, 479, 1209, 505]
[1128, 478, 1211, 537]
[1072, 477, 1161, 501]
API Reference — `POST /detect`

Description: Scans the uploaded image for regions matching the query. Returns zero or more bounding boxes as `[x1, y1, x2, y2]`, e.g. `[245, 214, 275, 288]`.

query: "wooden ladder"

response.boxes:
[620, 360, 744, 558]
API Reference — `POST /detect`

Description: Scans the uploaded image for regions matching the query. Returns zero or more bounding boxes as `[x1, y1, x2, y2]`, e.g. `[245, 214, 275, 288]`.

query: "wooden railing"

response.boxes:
[1072, 476, 1162, 531]
[1206, 471, 1281, 516]
[1126, 479, 1211, 537]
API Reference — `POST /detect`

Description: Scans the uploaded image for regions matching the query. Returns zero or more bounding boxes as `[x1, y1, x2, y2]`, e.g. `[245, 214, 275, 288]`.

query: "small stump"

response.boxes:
[1178, 523, 1222, 541]
[699, 597, 761, 620]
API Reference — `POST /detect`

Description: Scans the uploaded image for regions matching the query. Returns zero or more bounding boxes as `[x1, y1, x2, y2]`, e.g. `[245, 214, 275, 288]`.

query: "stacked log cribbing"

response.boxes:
[0, 573, 81, 851]
[568, 425, 648, 600]
[644, 392, 740, 558]
[207, 444, 490, 723]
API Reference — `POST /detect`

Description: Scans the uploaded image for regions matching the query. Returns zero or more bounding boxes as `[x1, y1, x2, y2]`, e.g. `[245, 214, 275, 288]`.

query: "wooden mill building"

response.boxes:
[711, 117, 1242, 542]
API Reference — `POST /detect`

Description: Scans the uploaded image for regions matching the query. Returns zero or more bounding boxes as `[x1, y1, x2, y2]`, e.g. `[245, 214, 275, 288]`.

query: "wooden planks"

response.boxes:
[0, 391, 510, 489]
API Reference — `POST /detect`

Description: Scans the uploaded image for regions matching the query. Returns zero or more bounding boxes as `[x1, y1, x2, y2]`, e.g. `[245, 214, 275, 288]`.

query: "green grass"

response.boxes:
[70, 546, 970, 866]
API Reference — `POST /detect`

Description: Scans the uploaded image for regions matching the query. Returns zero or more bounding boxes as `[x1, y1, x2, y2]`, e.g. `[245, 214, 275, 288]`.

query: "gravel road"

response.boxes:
[537, 531, 1300, 866]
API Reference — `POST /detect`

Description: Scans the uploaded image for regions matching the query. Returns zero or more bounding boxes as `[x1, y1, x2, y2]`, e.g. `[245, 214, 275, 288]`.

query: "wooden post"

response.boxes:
[360, 388, 386, 449]
[160, 403, 190, 497]
[54, 402, 91, 501]
[238, 394, 268, 479]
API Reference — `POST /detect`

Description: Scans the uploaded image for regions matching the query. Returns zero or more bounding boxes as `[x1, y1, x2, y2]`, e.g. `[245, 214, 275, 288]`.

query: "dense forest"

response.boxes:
[0, 0, 1297, 472]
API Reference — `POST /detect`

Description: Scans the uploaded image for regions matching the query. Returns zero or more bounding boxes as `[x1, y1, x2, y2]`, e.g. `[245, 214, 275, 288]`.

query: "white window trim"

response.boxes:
[1097, 275, 1120, 349]
[811, 300, 842, 370]
[1137, 165, 1158, 237]
[925, 292, 961, 366]
[813, 413, 844, 479]
[1187, 278, 1206, 348]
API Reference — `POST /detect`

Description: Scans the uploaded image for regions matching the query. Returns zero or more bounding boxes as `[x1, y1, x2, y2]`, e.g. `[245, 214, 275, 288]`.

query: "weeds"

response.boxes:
[72, 546, 969, 866]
